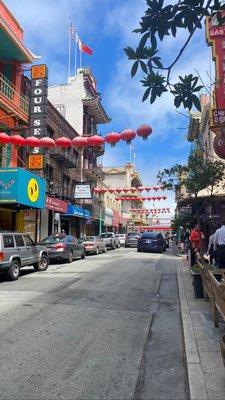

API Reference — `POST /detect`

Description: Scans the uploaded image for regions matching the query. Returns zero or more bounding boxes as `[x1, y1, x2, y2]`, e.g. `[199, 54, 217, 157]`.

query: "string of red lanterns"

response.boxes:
[93, 186, 165, 194]
[115, 196, 167, 201]
[0, 124, 153, 149]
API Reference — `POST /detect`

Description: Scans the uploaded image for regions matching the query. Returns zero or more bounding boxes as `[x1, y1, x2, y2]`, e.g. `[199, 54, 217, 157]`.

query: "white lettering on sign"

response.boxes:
[34, 79, 43, 87]
[210, 28, 225, 37]
[33, 97, 43, 104]
[33, 128, 42, 135]
[33, 106, 42, 113]
[32, 147, 40, 154]
[34, 119, 41, 126]
[33, 88, 43, 95]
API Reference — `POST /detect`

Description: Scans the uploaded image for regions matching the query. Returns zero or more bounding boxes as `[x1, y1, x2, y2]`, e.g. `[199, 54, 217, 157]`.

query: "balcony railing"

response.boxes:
[50, 147, 77, 169]
[0, 73, 29, 115]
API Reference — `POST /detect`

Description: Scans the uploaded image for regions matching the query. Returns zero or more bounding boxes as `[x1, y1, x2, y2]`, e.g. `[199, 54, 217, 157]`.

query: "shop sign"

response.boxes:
[74, 184, 91, 199]
[206, 15, 225, 128]
[104, 208, 113, 226]
[0, 167, 46, 209]
[45, 196, 68, 213]
[66, 204, 91, 219]
[28, 64, 48, 169]
[112, 210, 120, 228]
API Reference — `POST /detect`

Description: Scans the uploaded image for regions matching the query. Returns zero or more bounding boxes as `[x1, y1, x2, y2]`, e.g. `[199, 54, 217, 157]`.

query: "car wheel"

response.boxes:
[112, 243, 116, 250]
[104, 246, 107, 253]
[67, 251, 73, 263]
[7, 260, 20, 280]
[95, 247, 99, 255]
[33, 255, 49, 271]
[137, 248, 141, 252]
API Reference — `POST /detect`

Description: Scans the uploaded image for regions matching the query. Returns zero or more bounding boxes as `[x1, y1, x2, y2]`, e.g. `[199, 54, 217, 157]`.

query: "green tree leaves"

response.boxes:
[125, 0, 225, 111]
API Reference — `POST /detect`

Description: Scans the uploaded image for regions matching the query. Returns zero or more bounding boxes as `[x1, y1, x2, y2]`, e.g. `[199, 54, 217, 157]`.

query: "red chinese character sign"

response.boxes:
[206, 15, 225, 158]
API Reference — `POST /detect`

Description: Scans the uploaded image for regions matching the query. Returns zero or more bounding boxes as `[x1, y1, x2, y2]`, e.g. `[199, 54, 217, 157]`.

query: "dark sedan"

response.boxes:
[137, 232, 166, 253]
[40, 235, 86, 263]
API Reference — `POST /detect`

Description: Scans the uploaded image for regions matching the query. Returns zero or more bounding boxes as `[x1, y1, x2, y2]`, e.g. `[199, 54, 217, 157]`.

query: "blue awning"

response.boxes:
[65, 204, 91, 219]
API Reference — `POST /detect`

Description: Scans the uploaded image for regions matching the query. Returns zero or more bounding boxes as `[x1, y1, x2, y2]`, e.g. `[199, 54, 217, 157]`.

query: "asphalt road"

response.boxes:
[0, 247, 189, 400]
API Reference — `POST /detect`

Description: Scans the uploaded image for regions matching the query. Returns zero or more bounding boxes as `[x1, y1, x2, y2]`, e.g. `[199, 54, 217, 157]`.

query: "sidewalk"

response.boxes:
[177, 256, 225, 400]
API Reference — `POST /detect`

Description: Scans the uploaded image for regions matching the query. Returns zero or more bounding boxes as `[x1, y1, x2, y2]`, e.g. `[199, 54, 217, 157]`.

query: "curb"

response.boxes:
[177, 267, 208, 400]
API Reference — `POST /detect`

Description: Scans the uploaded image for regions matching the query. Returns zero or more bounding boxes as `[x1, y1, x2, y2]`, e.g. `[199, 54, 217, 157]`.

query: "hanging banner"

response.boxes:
[74, 184, 92, 199]
[28, 64, 48, 170]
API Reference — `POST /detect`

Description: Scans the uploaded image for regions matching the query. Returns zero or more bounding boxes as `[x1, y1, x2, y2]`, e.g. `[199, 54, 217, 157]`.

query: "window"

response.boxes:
[15, 235, 25, 247]
[24, 235, 34, 246]
[3, 235, 15, 248]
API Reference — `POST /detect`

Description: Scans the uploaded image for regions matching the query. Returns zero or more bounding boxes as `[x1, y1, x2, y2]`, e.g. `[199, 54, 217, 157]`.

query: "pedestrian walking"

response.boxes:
[214, 220, 225, 269]
[189, 224, 203, 266]
[207, 230, 216, 265]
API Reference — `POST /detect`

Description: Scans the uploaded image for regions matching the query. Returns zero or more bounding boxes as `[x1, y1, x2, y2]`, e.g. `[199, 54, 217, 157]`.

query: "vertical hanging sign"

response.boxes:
[28, 64, 48, 170]
[206, 15, 225, 128]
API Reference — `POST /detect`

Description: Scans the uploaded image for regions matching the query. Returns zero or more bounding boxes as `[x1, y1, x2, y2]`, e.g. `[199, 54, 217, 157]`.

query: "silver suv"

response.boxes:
[98, 232, 120, 250]
[0, 232, 49, 280]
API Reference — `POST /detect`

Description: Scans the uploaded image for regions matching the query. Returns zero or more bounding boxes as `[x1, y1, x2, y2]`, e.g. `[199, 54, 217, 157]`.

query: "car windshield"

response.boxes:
[141, 233, 157, 239]
[40, 236, 65, 244]
[79, 236, 95, 242]
[128, 232, 140, 236]
[99, 233, 113, 238]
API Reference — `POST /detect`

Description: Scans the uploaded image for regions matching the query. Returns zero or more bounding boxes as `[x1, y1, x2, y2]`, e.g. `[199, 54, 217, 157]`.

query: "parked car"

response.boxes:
[125, 232, 142, 248]
[116, 234, 126, 246]
[79, 236, 107, 255]
[0, 232, 49, 280]
[40, 235, 85, 262]
[98, 232, 120, 250]
[137, 232, 166, 253]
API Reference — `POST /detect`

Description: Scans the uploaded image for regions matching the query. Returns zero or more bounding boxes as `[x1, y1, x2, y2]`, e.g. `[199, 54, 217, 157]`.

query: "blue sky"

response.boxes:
[5, 0, 213, 212]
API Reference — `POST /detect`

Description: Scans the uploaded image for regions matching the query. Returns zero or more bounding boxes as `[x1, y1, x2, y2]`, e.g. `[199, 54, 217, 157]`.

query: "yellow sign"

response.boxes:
[31, 64, 47, 79]
[28, 155, 44, 170]
[27, 178, 39, 203]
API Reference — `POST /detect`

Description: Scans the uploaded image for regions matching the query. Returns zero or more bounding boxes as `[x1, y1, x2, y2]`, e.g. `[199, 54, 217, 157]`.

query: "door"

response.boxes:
[14, 235, 27, 266]
[24, 235, 39, 265]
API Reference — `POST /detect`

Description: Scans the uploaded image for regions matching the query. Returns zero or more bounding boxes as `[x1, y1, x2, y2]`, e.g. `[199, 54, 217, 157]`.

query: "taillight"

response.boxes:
[54, 243, 66, 249]
[125, 235, 128, 240]
[0, 252, 4, 261]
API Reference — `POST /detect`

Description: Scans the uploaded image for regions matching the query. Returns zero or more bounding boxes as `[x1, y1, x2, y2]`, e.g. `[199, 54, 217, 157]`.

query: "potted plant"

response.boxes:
[191, 262, 213, 298]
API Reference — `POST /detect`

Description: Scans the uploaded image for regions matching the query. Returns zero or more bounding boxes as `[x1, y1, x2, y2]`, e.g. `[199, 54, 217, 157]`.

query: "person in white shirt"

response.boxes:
[207, 231, 216, 265]
[214, 221, 225, 268]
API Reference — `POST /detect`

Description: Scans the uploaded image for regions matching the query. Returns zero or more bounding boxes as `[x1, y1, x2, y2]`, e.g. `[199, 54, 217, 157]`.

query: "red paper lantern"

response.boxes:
[120, 129, 136, 145]
[213, 134, 225, 159]
[137, 186, 145, 192]
[162, 196, 167, 200]
[10, 134, 25, 146]
[99, 188, 108, 193]
[55, 136, 72, 148]
[123, 188, 130, 193]
[153, 186, 159, 191]
[93, 188, 101, 193]
[39, 137, 55, 148]
[87, 135, 105, 147]
[147, 197, 152, 201]
[72, 136, 88, 148]
[130, 187, 137, 193]
[105, 132, 120, 147]
[136, 124, 153, 141]
[145, 186, 152, 192]
[108, 189, 115, 193]
[24, 136, 40, 147]
[142, 197, 147, 201]
[0, 132, 10, 144]
[157, 196, 162, 200]
[152, 197, 157, 201]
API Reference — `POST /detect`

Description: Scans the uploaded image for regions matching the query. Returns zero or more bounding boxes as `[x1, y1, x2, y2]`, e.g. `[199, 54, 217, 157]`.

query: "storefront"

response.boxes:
[40, 196, 68, 239]
[0, 167, 46, 241]
[62, 204, 91, 238]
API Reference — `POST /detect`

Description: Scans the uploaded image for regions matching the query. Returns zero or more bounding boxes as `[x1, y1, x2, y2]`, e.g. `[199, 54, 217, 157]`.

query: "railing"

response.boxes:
[0, 73, 29, 115]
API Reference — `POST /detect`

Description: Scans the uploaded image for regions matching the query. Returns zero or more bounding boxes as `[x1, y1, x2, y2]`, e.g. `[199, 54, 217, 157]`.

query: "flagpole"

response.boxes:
[80, 47, 82, 69]
[75, 35, 77, 75]
[68, 18, 71, 80]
